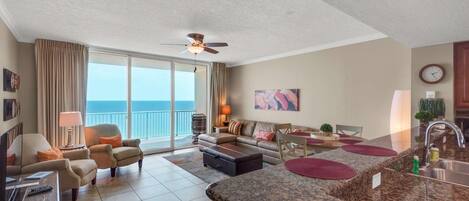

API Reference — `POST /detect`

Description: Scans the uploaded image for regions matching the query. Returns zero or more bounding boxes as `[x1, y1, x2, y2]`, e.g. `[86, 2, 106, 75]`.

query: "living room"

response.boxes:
[1, 1, 469, 201]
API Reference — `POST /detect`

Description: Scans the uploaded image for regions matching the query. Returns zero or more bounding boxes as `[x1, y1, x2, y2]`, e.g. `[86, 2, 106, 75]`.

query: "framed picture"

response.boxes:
[255, 89, 300, 111]
[3, 99, 20, 121]
[3, 68, 20, 92]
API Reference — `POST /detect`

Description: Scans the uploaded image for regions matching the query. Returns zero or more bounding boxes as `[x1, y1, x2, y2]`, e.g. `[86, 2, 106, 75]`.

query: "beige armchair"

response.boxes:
[8, 134, 97, 201]
[85, 124, 143, 177]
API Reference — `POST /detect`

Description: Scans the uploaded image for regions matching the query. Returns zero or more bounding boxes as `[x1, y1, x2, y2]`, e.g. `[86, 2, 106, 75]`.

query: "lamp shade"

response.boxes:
[59, 111, 83, 127]
[389, 90, 411, 134]
[221, 105, 232, 115]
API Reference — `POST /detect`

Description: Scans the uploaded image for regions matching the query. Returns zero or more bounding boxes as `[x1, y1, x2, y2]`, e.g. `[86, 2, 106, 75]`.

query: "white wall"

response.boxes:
[229, 38, 411, 139]
[411, 43, 453, 126]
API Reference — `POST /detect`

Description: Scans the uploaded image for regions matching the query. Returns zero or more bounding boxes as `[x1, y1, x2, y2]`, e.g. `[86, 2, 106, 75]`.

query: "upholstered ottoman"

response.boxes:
[201, 143, 263, 176]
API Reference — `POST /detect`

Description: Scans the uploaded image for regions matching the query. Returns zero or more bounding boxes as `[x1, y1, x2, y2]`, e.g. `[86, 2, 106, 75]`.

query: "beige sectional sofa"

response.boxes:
[198, 119, 317, 164]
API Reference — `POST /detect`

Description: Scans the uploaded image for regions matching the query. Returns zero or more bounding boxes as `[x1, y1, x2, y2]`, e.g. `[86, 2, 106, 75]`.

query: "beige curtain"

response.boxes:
[35, 39, 88, 147]
[211, 62, 228, 126]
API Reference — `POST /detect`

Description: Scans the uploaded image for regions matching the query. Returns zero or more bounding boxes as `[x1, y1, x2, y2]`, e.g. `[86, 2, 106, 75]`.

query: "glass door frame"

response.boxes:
[89, 47, 212, 154]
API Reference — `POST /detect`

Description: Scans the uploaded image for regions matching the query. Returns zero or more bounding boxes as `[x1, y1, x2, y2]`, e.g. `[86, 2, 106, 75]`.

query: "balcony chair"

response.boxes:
[84, 124, 143, 177]
[336, 124, 363, 137]
[275, 124, 311, 161]
[8, 134, 97, 201]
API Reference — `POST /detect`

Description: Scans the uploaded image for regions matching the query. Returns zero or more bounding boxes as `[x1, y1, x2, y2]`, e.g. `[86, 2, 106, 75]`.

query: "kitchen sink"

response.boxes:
[417, 159, 469, 187]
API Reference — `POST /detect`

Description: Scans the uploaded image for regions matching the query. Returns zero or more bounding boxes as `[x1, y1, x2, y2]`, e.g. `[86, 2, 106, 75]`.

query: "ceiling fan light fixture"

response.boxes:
[187, 45, 204, 54]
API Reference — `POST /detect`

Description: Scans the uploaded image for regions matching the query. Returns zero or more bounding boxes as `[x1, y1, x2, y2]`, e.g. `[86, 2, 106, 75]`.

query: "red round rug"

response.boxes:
[285, 158, 356, 180]
[339, 139, 363, 145]
[341, 145, 397, 157]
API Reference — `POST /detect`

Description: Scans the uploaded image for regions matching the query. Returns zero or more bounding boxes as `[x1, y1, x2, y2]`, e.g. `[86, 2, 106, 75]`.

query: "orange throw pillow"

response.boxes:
[37, 147, 63, 162]
[99, 135, 122, 148]
[7, 154, 15, 165]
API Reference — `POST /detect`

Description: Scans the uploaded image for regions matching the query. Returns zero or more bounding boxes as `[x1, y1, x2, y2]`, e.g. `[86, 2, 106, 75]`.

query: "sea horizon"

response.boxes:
[87, 100, 195, 113]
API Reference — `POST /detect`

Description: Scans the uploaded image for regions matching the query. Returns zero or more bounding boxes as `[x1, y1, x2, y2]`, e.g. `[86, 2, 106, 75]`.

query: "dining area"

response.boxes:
[275, 123, 366, 161]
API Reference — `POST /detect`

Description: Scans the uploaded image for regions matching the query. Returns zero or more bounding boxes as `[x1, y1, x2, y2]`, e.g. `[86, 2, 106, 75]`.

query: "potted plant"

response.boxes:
[419, 98, 445, 119]
[320, 123, 333, 136]
[414, 111, 434, 128]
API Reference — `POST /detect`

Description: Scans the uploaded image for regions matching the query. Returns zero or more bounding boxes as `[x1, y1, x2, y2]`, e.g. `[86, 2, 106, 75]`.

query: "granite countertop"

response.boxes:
[206, 127, 469, 201]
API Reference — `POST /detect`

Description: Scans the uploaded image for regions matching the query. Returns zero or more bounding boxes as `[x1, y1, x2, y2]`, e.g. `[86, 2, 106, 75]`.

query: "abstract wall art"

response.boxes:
[255, 89, 300, 111]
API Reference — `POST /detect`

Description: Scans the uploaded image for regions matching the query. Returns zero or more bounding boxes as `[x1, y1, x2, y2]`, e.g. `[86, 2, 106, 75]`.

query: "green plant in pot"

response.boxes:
[419, 98, 445, 119]
[414, 111, 434, 127]
[320, 123, 333, 136]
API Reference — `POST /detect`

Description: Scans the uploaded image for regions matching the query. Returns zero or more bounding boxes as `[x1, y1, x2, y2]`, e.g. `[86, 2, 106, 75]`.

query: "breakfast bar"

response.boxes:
[206, 127, 469, 201]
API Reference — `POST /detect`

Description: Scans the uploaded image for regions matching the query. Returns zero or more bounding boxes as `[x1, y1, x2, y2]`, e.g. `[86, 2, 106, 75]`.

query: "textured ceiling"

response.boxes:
[1, 0, 383, 65]
[324, 0, 469, 48]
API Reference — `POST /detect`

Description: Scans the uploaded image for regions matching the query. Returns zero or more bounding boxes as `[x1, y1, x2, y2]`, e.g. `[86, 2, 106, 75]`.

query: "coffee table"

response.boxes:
[201, 143, 263, 176]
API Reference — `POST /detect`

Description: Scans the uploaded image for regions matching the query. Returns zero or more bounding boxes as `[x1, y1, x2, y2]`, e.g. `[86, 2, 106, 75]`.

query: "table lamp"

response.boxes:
[59, 111, 83, 147]
[221, 105, 232, 126]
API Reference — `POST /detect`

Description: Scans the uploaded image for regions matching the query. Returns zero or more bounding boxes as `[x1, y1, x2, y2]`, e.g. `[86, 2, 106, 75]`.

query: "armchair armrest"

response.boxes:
[63, 149, 90, 160]
[88, 144, 113, 154]
[22, 159, 70, 173]
[219, 127, 229, 133]
[122, 139, 141, 147]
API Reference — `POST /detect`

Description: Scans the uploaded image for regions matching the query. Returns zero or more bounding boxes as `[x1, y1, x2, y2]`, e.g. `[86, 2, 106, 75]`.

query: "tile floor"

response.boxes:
[62, 148, 211, 201]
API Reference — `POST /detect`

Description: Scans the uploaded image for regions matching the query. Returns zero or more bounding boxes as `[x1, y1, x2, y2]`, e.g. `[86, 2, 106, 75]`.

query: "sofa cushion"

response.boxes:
[253, 122, 276, 138]
[236, 136, 258, 146]
[198, 133, 237, 144]
[112, 147, 141, 160]
[258, 141, 279, 151]
[240, 120, 257, 137]
[70, 159, 97, 177]
[228, 120, 242, 135]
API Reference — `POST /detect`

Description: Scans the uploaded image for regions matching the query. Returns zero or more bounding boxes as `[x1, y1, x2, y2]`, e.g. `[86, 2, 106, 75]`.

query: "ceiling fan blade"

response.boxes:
[187, 33, 204, 43]
[204, 47, 219, 54]
[160, 43, 187, 46]
[204, 42, 228, 47]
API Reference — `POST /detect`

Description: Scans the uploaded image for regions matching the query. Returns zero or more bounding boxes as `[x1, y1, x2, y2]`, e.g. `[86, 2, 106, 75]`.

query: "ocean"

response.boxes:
[87, 100, 194, 113]
[86, 100, 197, 139]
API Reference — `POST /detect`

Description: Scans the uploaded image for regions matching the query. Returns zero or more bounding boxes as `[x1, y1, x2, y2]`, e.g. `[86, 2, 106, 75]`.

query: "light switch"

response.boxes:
[372, 172, 381, 189]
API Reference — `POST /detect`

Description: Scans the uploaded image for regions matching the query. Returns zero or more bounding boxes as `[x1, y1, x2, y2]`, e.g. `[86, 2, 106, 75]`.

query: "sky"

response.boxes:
[87, 63, 195, 101]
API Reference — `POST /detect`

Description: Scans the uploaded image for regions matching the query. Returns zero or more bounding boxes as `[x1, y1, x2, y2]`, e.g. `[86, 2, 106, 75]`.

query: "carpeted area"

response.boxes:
[163, 150, 231, 184]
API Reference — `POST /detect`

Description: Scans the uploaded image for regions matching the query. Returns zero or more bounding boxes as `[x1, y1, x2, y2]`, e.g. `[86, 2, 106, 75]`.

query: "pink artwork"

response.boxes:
[255, 89, 299, 111]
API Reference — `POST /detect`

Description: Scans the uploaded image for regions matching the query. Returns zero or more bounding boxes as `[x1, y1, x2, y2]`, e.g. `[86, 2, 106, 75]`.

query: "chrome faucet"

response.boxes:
[423, 120, 466, 166]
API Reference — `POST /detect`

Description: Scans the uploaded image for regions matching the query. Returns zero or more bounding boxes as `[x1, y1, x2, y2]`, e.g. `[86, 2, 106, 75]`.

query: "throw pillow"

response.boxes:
[99, 135, 123, 148]
[37, 147, 64, 162]
[7, 154, 15, 165]
[256, 131, 275, 141]
[228, 120, 242, 135]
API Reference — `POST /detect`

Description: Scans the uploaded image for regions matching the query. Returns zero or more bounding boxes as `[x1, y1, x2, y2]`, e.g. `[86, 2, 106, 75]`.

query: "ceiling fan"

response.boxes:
[161, 33, 228, 54]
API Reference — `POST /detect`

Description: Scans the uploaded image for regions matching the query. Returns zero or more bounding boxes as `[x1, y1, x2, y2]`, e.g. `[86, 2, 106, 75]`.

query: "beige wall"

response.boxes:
[230, 38, 411, 139]
[18, 43, 37, 133]
[411, 43, 454, 126]
[0, 17, 19, 134]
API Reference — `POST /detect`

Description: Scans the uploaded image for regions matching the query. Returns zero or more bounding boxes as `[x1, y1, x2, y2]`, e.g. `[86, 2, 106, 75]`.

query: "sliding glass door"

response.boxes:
[174, 63, 207, 149]
[131, 58, 172, 152]
[86, 53, 129, 138]
[86, 51, 209, 154]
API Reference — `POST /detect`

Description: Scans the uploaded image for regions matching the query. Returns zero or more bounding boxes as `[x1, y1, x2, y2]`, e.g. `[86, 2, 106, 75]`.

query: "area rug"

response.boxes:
[163, 150, 271, 184]
[163, 151, 230, 184]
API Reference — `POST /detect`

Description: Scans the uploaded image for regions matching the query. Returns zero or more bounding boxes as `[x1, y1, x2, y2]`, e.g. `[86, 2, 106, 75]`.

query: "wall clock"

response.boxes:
[419, 64, 445, 84]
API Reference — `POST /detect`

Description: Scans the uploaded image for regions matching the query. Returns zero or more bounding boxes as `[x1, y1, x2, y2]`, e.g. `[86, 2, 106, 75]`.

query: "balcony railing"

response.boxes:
[86, 110, 196, 140]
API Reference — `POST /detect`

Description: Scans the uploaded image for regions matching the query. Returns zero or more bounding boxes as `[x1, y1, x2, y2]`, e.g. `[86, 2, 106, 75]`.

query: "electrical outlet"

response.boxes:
[372, 172, 381, 189]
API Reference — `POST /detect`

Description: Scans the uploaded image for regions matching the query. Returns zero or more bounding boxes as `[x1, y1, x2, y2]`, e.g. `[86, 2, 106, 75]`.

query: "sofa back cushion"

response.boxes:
[253, 121, 277, 140]
[240, 120, 257, 136]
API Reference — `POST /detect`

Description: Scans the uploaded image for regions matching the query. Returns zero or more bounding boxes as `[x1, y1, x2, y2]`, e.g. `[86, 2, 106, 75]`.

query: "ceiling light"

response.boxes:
[187, 46, 204, 54]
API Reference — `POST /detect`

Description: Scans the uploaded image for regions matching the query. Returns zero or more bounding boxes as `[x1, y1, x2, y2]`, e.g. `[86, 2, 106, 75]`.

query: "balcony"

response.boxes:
[86, 110, 197, 150]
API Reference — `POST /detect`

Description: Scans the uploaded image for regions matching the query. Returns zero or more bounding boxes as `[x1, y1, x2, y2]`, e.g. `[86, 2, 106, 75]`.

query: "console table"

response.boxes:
[6, 172, 60, 201]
